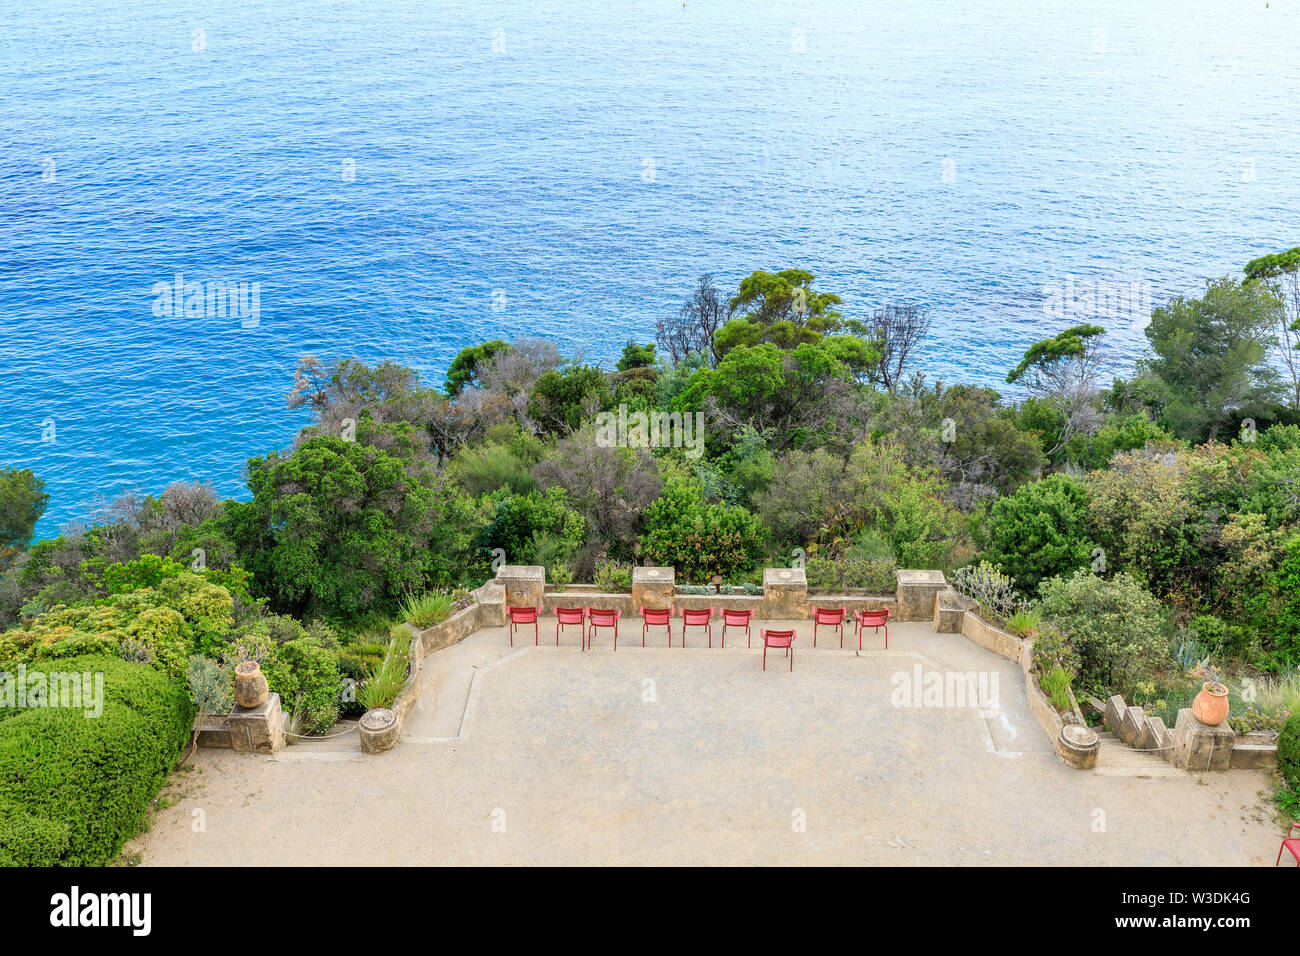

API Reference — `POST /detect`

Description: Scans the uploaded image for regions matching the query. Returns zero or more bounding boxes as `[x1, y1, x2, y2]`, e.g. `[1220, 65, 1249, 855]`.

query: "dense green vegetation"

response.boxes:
[0, 654, 193, 866]
[2, 258, 1299, 856]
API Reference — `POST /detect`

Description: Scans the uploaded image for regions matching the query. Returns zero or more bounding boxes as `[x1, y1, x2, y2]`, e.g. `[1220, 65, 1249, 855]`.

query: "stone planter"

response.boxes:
[1057, 724, 1100, 770]
[1192, 682, 1229, 726]
[359, 707, 400, 755]
[233, 661, 269, 709]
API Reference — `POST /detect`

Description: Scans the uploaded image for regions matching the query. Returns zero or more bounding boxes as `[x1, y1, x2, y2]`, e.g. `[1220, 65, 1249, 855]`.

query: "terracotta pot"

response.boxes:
[1192, 681, 1229, 726]
[233, 661, 269, 710]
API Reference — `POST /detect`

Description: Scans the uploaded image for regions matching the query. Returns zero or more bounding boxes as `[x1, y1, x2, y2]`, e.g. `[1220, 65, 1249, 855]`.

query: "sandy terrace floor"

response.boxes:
[130, 619, 1285, 866]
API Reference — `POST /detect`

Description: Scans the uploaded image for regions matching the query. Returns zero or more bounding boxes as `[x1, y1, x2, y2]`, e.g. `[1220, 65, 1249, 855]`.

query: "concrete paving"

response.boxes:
[130, 618, 1286, 866]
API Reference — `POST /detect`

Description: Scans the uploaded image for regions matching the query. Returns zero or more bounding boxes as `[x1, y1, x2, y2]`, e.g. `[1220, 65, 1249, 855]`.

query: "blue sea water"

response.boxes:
[2, 0, 1299, 537]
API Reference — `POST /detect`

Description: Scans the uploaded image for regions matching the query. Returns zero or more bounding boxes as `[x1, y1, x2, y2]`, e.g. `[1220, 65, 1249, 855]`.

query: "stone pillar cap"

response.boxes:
[895, 569, 946, 585]
[763, 567, 807, 586]
[632, 566, 675, 582]
[496, 565, 545, 580]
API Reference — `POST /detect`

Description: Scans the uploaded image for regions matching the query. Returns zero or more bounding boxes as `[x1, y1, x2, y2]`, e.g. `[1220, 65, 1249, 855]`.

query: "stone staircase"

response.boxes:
[1092, 731, 1185, 777]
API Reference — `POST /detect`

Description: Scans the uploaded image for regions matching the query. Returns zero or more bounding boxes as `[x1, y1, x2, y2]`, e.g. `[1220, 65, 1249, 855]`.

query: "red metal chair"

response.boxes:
[721, 608, 754, 648]
[812, 606, 846, 648]
[761, 628, 797, 671]
[1277, 823, 1300, 866]
[854, 607, 891, 650]
[554, 607, 585, 646]
[585, 607, 621, 650]
[678, 606, 714, 647]
[507, 605, 540, 646]
[640, 607, 673, 647]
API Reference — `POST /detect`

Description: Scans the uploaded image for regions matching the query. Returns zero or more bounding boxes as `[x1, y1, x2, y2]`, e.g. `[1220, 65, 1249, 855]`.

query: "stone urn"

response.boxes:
[359, 707, 400, 755]
[1057, 723, 1100, 770]
[1192, 681, 1229, 726]
[233, 661, 269, 710]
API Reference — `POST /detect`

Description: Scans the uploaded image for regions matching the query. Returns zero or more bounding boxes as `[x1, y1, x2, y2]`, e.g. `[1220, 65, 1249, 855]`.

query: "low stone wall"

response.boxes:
[364, 601, 483, 755]
[417, 601, 483, 655]
[809, 594, 895, 617]
[678, 594, 762, 612]
[960, 610, 1029, 668]
[957, 609, 1091, 768]
[516, 565, 915, 622]
[895, 570, 947, 622]
[543, 591, 635, 615]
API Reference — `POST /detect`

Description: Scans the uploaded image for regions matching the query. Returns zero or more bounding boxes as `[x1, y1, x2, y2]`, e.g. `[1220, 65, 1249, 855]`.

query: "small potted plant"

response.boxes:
[1190, 661, 1230, 726]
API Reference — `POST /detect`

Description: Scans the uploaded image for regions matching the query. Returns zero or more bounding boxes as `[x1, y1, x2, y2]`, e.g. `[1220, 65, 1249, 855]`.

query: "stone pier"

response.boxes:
[496, 565, 545, 610]
[631, 566, 675, 610]
[761, 567, 807, 618]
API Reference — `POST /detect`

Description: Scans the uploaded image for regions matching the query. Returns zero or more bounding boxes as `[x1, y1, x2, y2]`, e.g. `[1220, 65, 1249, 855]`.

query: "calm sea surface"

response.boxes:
[2, 0, 1298, 535]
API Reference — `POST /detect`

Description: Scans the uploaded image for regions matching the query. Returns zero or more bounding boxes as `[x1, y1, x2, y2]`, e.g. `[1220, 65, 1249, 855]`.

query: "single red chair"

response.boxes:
[507, 605, 540, 646]
[585, 607, 621, 650]
[855, 607, 891, 650]
[721, 608, 754, 648]
[640, 607, 673, 647]
[1277, 823, 1300, 866]
[761, 628, 797, 671]
[554, 606, 586, 646]
[812, 606, 846, 648]
[678, 606, 714, 647]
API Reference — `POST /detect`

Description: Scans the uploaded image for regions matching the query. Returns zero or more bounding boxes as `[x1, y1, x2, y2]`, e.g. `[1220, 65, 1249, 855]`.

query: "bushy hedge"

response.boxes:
[1280, 713, 1300, 793]
[1037, 570, 1169, 695]
[0, 654, 193, 866]
[979, 474, 1092, 595]
[0, 572, 233, 678]
[805, 555, 897, 593]
[485, 487, 586, 567]
[261, 637, 342, 735]
[638, 476, 767, 581]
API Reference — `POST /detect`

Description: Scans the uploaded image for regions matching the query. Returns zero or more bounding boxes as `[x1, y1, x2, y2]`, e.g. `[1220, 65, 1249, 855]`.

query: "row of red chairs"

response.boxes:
[506, 605, 891, 666]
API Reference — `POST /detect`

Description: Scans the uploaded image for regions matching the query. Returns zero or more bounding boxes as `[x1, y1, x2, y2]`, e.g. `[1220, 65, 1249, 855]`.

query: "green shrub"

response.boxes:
[451, 443, 536, 496]
[1037, 570, 1169, 695]
[1042, 666, 1074, 713]
[1280, 713, 1300, 793]
[527, 365, 612, 435]
[1005, 607, 1041, 639]
[1270, 535, 1300, 667]
[1075, 413, 1173, 469]
[593, 559, 633, 592]
[805, 556, 896, 593]
[486, 487, 587, 568]
[0, 654, 193, 866]
[638, 476, 767, 581]
[979, 474, 1092, 595]
[259, 636, 342, 735]
[357, 627, 411, 711]
[1030, 623, 1081, 683]
[100, 553, 185, 595]
[548, 562, 573, 590]
[228, 435, 487, 620]
[0, 573, 235, 680]
[337, 641, 386, 682]
[400, 590, 453, 629]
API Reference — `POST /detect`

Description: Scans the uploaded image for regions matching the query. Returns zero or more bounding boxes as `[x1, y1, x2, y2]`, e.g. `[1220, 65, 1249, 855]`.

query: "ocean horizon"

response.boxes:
[3, 0, 1299, 536]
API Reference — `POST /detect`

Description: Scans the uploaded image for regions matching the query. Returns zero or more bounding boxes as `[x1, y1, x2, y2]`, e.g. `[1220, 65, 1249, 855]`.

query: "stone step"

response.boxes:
[1093, 736, 1185, 778]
